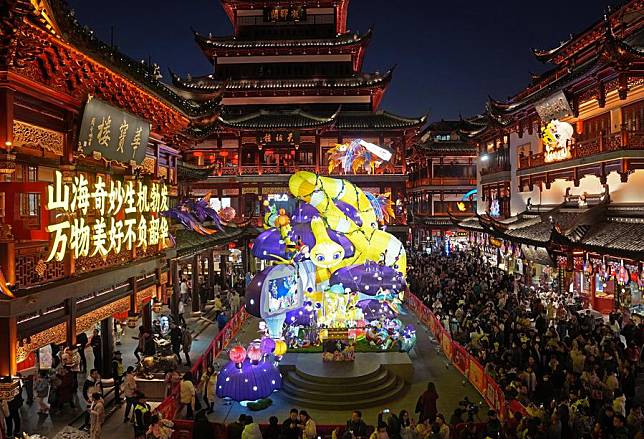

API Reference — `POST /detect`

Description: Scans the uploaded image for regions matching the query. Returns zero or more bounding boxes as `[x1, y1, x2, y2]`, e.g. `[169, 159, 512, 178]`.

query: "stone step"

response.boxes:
[279, 374, 407, 410]
[282, 370, 399, 401]
[292, 363, 385, 384]
[284, 366, 391, 392]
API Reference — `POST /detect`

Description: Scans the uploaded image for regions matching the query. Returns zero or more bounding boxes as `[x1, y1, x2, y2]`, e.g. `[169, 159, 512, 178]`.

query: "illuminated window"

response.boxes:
[20, 193, 40, 217]
[27, 165, 38, 182]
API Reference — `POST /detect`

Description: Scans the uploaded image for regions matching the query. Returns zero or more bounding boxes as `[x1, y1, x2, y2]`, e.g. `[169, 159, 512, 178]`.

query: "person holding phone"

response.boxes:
[344, 410, 369, 439]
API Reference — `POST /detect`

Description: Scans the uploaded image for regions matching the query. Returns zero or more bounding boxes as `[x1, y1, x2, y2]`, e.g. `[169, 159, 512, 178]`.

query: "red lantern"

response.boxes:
[228, 242, 237, 249]
[247, 344, 262, 363]
[229, 345, 247, 364]
[220, 150, 229, 158]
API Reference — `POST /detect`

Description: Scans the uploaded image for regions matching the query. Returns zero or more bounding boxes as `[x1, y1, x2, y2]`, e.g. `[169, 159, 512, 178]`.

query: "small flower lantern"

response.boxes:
[229, 345, 247, 368]
[247, 344, 263, 364]
[260, 337, 276, 356]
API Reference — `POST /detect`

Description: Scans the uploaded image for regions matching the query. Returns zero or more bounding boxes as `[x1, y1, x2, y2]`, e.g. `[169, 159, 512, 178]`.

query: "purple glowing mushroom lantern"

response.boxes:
[215, 357, 282, 402]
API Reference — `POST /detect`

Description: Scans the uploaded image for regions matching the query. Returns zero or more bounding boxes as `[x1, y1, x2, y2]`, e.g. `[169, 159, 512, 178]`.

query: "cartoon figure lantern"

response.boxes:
[245, 171, 413, 350]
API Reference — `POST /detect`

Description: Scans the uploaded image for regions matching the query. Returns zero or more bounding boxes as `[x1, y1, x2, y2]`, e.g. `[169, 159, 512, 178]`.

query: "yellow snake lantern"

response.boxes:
[289, 171, 406, 278]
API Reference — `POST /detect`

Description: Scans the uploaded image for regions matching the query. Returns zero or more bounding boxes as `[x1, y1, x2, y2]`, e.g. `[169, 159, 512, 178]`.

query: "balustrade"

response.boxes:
[518, 129, 643, 170]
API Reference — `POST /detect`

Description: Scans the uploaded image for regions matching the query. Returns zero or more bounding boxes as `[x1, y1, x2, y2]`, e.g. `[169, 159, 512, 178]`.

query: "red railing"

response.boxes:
[407, 177, 477, 188]
[156, 308, 250, 420]
[518, 129, 644, 170]
[405, 292, 518, 421]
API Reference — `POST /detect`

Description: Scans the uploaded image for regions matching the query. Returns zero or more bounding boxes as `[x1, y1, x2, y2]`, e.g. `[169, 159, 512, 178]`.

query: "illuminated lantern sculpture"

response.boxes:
[247, 344, 263, 364]
[229, 345, 247, 367]
[273, 340, 287, 358]
[260, 337, 276, 356]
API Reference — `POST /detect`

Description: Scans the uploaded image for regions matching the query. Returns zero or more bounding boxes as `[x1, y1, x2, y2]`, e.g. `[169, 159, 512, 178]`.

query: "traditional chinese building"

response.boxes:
[170, 0, 426, 240]
[454, 1, 644, 315]
[0, 0, 226, 378]
[407, 120, 478, 249]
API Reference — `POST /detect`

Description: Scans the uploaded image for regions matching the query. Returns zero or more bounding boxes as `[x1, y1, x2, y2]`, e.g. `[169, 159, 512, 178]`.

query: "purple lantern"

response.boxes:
[260, 337, 276, 355]
[215, 358, 282, 402]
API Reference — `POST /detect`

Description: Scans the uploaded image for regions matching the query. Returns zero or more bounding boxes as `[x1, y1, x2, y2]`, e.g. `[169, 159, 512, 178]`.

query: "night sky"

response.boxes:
[67, 0, 614, 120]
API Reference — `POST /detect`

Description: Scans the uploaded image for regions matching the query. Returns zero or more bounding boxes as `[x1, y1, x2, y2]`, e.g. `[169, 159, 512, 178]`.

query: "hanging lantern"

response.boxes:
[273, 340, 287, 357]
[617, 267, 629, 285]
[260, 337, 276, 355]
[229, 345, 247, 365]
[247, 344, 262, 363]
[127, 315, 139, 328]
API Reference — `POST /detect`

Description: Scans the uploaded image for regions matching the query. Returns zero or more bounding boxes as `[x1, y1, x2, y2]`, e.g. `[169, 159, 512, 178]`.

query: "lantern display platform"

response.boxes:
[277, 352, 413, 409]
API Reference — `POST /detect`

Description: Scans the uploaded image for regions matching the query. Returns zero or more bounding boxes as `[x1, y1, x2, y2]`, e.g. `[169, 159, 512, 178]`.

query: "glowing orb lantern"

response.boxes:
[274, 340, 287, 357]
[260, 337, 276, 355]
[229, 345, 247, 365]
[247, 344, 263, 364]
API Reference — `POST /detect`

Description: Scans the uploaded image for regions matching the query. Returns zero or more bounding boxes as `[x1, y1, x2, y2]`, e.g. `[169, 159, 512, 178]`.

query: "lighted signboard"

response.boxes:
[256, 131, 300, 146]
[535, 91, 573, 122]
[263, 6, 306, 22]
[45, 170, 169, 262]
[78, 96, 151, 164]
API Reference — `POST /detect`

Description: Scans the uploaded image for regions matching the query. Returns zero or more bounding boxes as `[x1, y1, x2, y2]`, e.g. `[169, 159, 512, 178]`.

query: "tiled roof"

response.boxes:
[174, 227, 245, 256]
[334, 111, 426, 130]
[581, 221, 644, 255]
[171, 71, 392, 92]
[218, 109, 337, 130]
[195, 29, 371, 50]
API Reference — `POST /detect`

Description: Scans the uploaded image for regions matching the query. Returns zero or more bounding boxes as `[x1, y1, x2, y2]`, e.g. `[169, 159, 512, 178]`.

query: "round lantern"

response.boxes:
[260, 337, 276, 355]
[229, 345, 247, 365]
[273, 340, 287, 357]
[247, 344, 263, 363]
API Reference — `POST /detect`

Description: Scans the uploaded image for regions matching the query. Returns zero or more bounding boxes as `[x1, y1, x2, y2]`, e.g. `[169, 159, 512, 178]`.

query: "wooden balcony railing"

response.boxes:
[214, 164, 405, 177]
[16, 242, 65, 288]
[407, 177, 477, 188]
[479, 164, 511, 176]
[519, 129, 644, 170]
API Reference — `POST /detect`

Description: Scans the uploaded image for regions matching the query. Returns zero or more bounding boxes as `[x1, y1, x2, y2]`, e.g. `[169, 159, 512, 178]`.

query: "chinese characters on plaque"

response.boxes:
[263, 6, 306, 22]
[45, 170, 169, 262]
[78, 97, 150, 164]
[256, 131, 300, 146]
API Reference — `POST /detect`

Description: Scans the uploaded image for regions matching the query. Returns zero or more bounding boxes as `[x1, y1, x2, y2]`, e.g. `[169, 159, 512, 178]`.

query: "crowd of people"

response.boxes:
[407, 248, 644, 438]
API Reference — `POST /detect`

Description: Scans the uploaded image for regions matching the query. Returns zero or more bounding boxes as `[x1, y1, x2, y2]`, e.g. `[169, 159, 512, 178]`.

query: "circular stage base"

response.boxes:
[278, 353, 411, 409]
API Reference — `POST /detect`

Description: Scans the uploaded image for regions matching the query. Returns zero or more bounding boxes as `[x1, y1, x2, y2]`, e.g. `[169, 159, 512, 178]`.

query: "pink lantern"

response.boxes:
[229, 345, 247, 364]
[247, 344, 263, 363]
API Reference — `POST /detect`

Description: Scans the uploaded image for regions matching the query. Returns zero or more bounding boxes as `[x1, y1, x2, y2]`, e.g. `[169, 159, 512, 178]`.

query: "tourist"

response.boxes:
[111, 350, 124, 403]
[398, 410, 415, 439]
[416, 382, 439, 423]
[89, 392, 104, 439]
[434, 414, 449, 439]
[82, 369, 101, 430]
[192, 410, 211, 438]
[230, 291, 240, 315]
[484, 410, 501, 438]
[122, 366, 138, 423]
[228, 414, 247, 439]
[378, 410, 401, 439]
[6, 387, 22, 437]
[34, 370, 50, 415]
[613, 414, 630, 439]
[182, 326, 193, 366]
[147, 414, 175, 439]
[0, 398, 8, 438]
[263, 416, 281, 439]
[164, 366, 180, 398]
[344, 410, 370, 439]
[241, 415, 262, 439]
[133, 392, 152, 439]
[281, 408, 300, 439]
[170, 323, 183, 363]
[299, 410, 317, 439]
[180, 278, 189, 303]
[90, 328, 102, 374]
[199, 365, 217, 414]
[134, 326, 146, 361]
[77, 331, 89, 372]
[217, 310, 229, 331]
[370, 422, 390, 439]
[213, 294, 223, 317]
[179, 371, 196, 419]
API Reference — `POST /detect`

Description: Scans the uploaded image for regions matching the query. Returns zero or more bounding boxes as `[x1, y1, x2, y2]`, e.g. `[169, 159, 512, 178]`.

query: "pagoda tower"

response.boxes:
[172, 0, 425, 240]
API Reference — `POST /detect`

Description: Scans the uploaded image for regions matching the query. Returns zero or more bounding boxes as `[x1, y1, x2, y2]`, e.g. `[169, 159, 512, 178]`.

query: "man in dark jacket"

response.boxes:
[169, 324, 183, 363]
[281, 409, 300, 439]
[227, 414, 246, 439]
[345, 410, 369, 438]
[133, 392, 152, 439]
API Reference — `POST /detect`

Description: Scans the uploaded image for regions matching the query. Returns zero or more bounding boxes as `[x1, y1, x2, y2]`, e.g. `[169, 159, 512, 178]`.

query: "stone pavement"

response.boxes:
[205, 306, 488, 428]
[18, 303, 220, 438]
[19, 304, 488, 438]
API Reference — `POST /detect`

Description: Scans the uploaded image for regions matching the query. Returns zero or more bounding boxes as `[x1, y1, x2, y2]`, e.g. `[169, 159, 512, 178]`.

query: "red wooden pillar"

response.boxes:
[0, 317, 17, 376]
